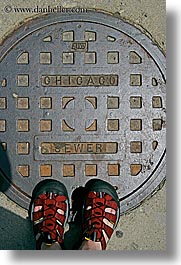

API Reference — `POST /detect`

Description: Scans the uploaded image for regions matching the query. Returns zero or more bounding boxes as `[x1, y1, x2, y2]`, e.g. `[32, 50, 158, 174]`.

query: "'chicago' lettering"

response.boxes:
[41, 75, 118, 87]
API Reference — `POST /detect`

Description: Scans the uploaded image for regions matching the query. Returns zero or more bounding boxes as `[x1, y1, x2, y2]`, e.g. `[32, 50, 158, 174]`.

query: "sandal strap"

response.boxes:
[83, 191, 120, 250]
[32, 192, 69, 249]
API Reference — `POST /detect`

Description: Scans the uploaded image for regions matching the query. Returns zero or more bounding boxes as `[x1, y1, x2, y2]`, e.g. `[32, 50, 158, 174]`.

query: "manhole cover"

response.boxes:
[0, 11, 166, 213]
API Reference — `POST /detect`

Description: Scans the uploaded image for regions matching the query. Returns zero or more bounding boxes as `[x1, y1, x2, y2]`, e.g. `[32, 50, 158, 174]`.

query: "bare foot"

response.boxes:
[79, 239, 102, 250]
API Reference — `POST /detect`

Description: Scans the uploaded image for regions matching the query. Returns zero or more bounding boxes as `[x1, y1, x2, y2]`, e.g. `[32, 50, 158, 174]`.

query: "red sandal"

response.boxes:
[82, 179, 120, 250]
[29, 180, 69, 249]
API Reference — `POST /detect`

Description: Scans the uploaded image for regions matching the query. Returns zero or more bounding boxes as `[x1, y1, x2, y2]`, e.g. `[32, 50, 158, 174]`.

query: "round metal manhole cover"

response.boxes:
[0, 11, 166, 213]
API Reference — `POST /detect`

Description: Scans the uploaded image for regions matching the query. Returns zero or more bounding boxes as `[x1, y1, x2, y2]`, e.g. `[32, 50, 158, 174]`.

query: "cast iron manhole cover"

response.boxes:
[0, 11, 166, 213]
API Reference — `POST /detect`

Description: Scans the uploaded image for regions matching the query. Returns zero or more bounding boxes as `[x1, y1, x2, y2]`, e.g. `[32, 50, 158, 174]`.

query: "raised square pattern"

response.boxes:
[0, 120, 6, 132]
[108, 164, 120, 176]
[0, 97, 7, 109]
[85, 164, 97, 176]
[130, 74, 142, 86]
[17, 75, 29, 87]
[17, 119, 29, 132]
[40, 97, 52, 109]
[17, 97, 29, 109]
[130, 141, 142, 153]
[84, 52, 96, 64]
[40, 52, 52, 64]
[17, 142, 30, 155]
[63, 164, 75, 177]
[107, 96, 119, 109]
[40, 164, 52, 177]
[62, 52, 74, 64]
[130, 97, 142, 109]
[40, 120, 52, 132]
[130, 119, 142, 131]
[107, 119, 119, 131]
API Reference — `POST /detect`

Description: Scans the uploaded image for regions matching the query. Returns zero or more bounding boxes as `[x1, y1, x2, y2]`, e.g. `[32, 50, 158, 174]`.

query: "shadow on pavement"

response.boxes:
[0, 206, 35, 250]
[0, 139, 35, 250]
[0, 140, 11, 192]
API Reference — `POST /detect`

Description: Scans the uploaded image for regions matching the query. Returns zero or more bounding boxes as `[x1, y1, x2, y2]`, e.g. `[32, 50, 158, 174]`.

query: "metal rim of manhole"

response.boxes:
[0, 10, 166, 214]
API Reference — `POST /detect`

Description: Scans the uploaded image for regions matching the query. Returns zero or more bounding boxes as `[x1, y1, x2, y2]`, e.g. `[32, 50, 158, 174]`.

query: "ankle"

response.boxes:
[79, 239, 102, 250]
[41, 241, 62, 250]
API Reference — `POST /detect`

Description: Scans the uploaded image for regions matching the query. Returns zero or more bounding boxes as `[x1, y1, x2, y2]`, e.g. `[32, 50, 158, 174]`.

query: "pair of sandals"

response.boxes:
[29, 179, 120, 250]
